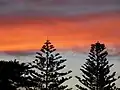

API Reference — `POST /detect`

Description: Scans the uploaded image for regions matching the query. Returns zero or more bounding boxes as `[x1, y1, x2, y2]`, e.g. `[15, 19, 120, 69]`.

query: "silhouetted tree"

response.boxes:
[75, 42, 120, 90]
[0, 60, 35, 90]
[30, 40, 72, 90]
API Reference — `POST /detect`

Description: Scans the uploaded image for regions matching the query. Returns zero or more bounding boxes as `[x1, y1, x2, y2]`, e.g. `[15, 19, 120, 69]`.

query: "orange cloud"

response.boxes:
[0, 12, 120, 51]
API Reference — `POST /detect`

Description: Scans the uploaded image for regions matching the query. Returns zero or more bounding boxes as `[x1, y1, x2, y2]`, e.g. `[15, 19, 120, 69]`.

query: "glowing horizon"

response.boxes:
[0, 12, 120, 51]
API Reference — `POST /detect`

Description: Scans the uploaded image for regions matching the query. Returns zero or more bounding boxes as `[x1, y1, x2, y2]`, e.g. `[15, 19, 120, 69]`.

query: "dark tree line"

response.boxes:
[0, 40, 72, 90]
[0, 60, 35, 90]
[0, 40, 119, 90]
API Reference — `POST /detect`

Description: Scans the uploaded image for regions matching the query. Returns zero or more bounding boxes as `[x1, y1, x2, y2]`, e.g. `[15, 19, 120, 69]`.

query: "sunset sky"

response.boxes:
[0, 0, 120, 89]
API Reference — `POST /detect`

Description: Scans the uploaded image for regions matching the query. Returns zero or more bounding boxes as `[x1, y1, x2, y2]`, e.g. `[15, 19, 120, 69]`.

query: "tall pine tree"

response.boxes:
[30, 40, 72, 90]
[75, 42, 120, 90]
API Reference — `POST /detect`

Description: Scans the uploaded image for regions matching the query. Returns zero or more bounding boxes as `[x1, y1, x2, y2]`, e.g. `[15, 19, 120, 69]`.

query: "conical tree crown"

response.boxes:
[75, 42, 120, 90]
[30, 40, 72, 90]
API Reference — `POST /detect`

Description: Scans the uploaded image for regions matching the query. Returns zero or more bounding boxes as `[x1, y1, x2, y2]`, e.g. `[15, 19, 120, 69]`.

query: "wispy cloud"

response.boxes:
[0, 0, 120, 56]
[0, 0, 120, 17]
[3, 50, 36, 56]
[0, 12, 120, 51]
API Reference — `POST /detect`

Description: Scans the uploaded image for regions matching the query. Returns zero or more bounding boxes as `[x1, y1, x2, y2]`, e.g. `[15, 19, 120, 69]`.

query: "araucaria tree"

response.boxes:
[75, 42, 120, 90]
[30, 40, 72, 90]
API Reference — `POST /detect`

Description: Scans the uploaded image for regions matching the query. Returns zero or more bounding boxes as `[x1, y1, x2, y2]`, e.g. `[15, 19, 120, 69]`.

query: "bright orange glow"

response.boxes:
[0, 12, 120, 51]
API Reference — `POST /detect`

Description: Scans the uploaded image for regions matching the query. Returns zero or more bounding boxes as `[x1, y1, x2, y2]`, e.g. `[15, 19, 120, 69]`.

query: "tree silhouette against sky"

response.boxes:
[0, 60, 35, 90]
[30, 40, 72, 90]
[75, 42, 120, 90]
[0, 40, 120, 90]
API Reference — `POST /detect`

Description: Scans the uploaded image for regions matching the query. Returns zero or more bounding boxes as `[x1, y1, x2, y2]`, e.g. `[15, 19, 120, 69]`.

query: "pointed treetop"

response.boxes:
[95, 41, 104, 46]
[44, 40, 51, 45]
[91, 41, 105, 53]
[96, 41, 100, 44]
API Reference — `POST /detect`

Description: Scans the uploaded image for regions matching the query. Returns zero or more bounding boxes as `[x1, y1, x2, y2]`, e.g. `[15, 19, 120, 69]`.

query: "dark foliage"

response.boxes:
[75, 42, 120, 90]
[30, 40, 72, 90]
[0, 60, 35, 90]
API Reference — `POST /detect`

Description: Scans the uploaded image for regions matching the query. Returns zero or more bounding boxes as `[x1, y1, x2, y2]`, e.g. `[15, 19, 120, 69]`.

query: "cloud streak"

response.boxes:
[0, 12, 120, 52]
[0, 0, 120, 17]
[0, 0, 120, 56]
